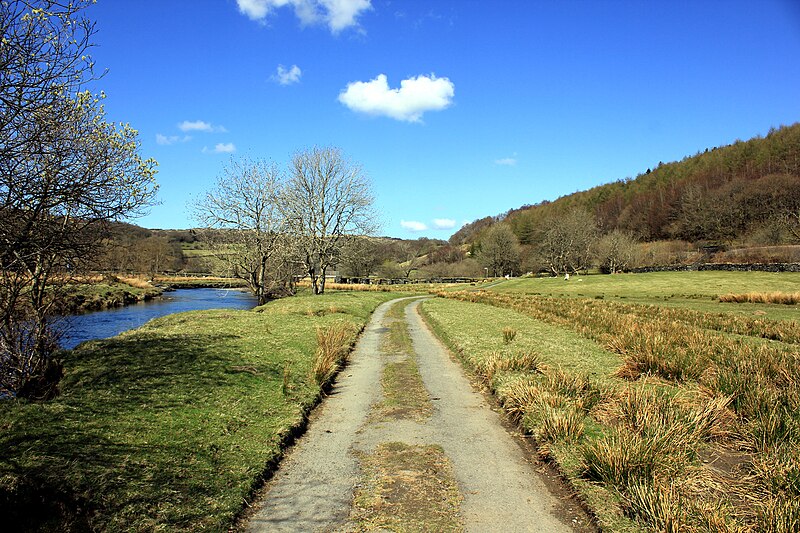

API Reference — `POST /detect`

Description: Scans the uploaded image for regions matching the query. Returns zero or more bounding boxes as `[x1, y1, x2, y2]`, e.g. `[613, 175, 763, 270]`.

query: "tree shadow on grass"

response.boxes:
[1, 331, 284, 530]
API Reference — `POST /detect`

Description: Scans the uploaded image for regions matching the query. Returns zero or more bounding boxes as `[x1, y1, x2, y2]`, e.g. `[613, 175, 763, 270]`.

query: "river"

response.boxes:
[59, 288, 259, 350]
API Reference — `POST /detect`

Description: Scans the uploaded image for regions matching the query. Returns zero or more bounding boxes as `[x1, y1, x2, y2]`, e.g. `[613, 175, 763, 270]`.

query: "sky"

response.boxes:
[87, 0, 800, 239]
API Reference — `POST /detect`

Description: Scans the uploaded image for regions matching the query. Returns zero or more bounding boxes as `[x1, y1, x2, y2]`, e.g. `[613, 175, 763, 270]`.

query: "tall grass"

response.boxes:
[502, 327, 517, 343]
[719, 291, 800, 305]
[311, 322, 358, 386]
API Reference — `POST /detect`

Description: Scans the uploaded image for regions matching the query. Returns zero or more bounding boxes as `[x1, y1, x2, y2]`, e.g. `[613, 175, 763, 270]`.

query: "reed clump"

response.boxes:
[474, 350, 540, 386]
[502, 327, 517, 344]
[719, 291, 800, 305]
[311, 322, 358, 386]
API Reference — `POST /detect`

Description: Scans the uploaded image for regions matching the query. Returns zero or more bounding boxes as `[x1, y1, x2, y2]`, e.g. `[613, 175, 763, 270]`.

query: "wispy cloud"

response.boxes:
[236, 0, 371, 34]
[339, 73, 454, 123]
[202, 143, 237, 154]
[273, 64, 302, 85]
[400, 220, 428, 232]
[155, 133, 191, 146]
[178, 120, 227, 133]
[432, 218, 456, 230]
[494, 157, 517, 166]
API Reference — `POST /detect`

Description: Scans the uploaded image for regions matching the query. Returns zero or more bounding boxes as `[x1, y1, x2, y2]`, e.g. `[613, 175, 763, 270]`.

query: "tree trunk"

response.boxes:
[318, 266, 327, 294]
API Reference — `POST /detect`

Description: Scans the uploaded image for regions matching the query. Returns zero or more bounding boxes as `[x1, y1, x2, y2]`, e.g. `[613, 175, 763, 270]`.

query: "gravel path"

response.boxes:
[246, 297, 576, 532]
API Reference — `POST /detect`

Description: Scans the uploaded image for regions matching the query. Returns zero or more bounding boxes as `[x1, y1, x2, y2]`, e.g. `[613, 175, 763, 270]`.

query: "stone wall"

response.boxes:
[629, 263, 800, 274]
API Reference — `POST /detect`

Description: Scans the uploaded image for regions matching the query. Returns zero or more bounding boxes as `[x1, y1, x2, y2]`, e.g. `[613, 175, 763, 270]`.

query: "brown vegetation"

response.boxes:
[719, 291, 800, 305]
[311, 322, 358, 386]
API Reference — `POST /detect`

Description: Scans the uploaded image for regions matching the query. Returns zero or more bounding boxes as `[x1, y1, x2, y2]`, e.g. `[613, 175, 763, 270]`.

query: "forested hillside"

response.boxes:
[452, 123, 800, 248]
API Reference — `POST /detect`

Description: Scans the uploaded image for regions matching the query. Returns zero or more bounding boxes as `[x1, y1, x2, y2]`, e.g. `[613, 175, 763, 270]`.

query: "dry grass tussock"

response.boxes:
[311, 322, 358, 386]
[719, 291, 800, 305]
[474, 349, 540, 386]
[495, 369, 601, 444]
[502, 326, 517, 343]
[116, 275, 156, 290]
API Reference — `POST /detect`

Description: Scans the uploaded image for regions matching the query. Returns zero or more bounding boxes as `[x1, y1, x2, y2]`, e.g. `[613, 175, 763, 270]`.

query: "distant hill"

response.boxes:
[451, 123, 800, 248]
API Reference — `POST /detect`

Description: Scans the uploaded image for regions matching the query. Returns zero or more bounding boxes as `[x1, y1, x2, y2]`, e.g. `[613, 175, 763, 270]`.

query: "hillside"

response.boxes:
[451, 123, 800, 248]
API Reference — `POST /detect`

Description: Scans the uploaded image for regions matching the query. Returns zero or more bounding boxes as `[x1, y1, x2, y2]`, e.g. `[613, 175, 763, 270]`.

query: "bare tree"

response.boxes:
[192, 158, 290, 304]
[480, 223, 521, 276]
[595, 230, 638, 273]
[539, 208, 598, 275]
[1, 1, 158, 399]
[282, 147, 377, 294]
[338, 237, 380, 278]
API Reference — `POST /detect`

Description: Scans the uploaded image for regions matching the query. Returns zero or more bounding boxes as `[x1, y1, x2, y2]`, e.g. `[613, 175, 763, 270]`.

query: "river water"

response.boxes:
[59, 288, 259, 350]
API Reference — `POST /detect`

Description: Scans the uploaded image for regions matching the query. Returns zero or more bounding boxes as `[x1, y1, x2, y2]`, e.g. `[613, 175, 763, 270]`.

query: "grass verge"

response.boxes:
[0, 290, 397, 531]
[375, 300, 432, 421]
[349, 442, 462, 531]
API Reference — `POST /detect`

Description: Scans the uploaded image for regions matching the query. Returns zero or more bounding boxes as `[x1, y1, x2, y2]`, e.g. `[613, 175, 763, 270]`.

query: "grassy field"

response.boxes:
[420, 270, 800, 532]
[0, 290, 397, 531]
[490, 271, 800, 321]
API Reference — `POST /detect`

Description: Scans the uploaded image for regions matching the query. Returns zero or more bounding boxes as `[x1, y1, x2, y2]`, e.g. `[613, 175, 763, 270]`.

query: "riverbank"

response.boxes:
[62, 276, 250, 314]
[0, 290, 398, 531]
[62, 278, 163, 313]
[153, 275, 249, 290]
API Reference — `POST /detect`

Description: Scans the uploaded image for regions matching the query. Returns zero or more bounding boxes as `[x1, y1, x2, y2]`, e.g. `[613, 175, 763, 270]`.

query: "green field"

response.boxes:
[0, 290, 397, 531]
[421, 270, 800, 532]
[489, 271, 800, 321]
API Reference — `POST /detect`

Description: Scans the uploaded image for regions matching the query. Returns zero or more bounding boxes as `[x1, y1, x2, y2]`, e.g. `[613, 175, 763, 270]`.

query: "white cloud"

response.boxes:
[432, 218, 456, 230]
[400, 220, 427, 232]
[236, 0, 371, 34]
[214, 143, 236, 153]
[321, 0, 371, 33]
[156, 133, 191, 146]
[338, 73, 454, 122]
[178, 120, 212, 132]
[495, 157, 517, 166]
[178, 120, 227, 133]
[202, 143, 237, 154]
[273, 64, 302, 85]
[237, 0, 272, 20]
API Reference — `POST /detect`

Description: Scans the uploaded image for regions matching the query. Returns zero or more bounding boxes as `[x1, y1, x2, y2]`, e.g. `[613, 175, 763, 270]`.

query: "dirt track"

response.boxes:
[245, 297, 585, 532]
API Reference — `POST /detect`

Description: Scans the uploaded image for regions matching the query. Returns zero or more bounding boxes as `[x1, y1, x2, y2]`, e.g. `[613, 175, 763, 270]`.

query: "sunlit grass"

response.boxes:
[0, 290, 397, 531]
[491, 271, 800, 321]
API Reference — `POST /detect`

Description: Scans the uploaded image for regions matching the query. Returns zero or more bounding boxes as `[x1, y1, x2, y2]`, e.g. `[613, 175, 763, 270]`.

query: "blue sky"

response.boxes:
[88, 0, 800, 238]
